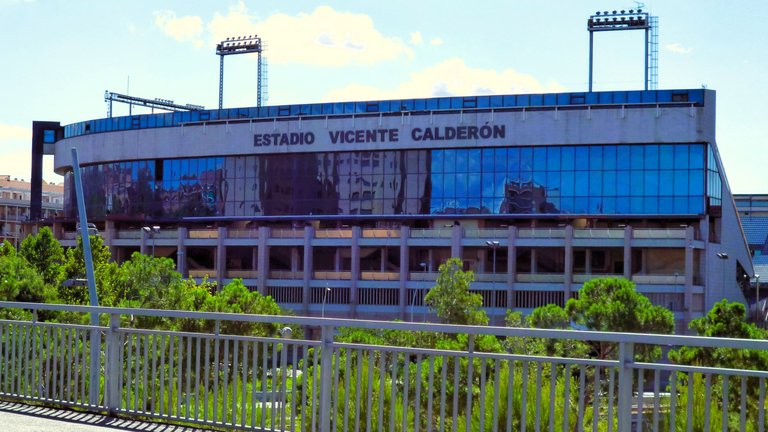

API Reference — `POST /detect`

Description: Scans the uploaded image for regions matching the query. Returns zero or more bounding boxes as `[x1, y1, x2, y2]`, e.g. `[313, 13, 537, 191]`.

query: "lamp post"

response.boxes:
[486, 240, 500, 307]
[321, 285, 331, 318]
[716, 252, 728, 301]
[143, 225, 161, 257]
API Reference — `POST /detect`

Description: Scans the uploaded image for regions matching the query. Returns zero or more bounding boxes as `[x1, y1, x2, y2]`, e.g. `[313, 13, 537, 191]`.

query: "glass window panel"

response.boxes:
[468, 197, 482, 213]
[644, 170, 659, 196]
[455, 149, 469, 172]
[630, 146, 644, 170]
[455, 173, 468, 197]
[689, 196, 704, 214]
[520, 147, 533, 171]
[659, 170, 674, 195]
[659, 145, 674, 169]
[659, 197, 673, 213]
[617, 171, 631, 196]
[431, 174, 444, 198]
[546, 147, 561, 171]
[560, 196, 574, 213]
[603, 145, 617, 170]
[575, 172, 588, 197]
[603, 197, 616, 214]
[631, 171, 644, 196]
[674, 145, 689, 169]
[482, 173, 494, 198]
[616, 197, 630, 214]
[574, 198, 588, 213]
[690, 144, 705, 169]
[575, 147, 589, 170]
[547, 172, 561, 197]
[533, 147, 547, 171]
[603, 170, 616, 196]
[431, 150, 443, 173]
[630, 197, 643, 214]
[496, 173, 507, 198]
[644, 197, 659, 214]
[644, 145, 659, 170]
[674, 170, 689, 195]
[468, 173, 481, 197]
[689, 170, 704, 195]
[589, 146, 603, 170]
[561, 171, 574, 196]
[468, 149, 481, 173]
[589, 171, 602, 196]
[482, 197, 495, 213]
[444, 150, 456, 173]
[561, 147, 575, 171]
[494, 148, 507, 172]
[482, 149, 495, 173]
[617, 146, 631, 170]
[674, 197, 688, 213]
[507, 147, 520, 172]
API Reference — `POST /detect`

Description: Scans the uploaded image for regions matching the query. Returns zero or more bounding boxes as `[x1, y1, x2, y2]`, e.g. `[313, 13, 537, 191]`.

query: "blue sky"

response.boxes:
[1, 1, 766, 192]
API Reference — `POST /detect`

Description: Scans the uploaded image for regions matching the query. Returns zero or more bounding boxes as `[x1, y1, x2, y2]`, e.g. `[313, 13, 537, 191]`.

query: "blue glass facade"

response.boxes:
[65, 143, 715, 220]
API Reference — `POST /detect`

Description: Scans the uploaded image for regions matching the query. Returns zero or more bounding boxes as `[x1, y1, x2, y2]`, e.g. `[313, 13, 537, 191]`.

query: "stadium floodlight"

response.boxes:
[216, 35, 265, 109]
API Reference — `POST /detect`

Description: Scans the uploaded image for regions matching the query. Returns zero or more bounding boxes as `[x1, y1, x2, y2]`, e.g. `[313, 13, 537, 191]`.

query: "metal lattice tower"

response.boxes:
[216, 35, 266, 109]
[648, 15, 659, 90]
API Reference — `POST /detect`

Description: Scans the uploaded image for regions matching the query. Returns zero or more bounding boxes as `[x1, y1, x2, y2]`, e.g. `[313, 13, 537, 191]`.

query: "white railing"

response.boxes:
[632, 228, 687, 239]
[463, 228, 508, 239]
[409, 228, 453, 238]
[573, 228, 625, 239]
[0, 302, 767, 432]
[518, 228, 565, 238]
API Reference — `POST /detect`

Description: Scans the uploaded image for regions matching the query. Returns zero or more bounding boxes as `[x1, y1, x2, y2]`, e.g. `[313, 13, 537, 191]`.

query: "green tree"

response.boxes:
[564, 277, 675, 361]
[60, 235, 118, 306]
[19, 226, 65, 286]
[424, 257, 488, 325]
[202, 279, 285, 336]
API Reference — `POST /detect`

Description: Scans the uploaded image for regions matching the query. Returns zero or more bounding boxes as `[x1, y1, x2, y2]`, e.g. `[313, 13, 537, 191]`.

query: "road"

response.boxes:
[0, 401, 212, 432]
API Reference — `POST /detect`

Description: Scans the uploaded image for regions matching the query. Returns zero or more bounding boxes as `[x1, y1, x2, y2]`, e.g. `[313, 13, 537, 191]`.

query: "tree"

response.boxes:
[19, 227, 65, 287]
[424, 257, 488, 326]
[202, 279, 285, 336]
[60, 235, 118, 305]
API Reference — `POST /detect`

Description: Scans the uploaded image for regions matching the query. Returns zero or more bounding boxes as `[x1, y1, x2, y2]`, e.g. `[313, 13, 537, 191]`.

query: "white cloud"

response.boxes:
[154, 10, 204, 45]
[430, 37, 444, 46]
[324, 58, 565, 101]
[665, 43, 692, 54]
[409, 32, 423, 45]
[157, 3, 412, 66]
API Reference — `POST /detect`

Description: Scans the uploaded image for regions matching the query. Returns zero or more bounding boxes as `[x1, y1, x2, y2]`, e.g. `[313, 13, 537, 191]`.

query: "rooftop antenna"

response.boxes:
[586, 4, 658, 91]
[216, 35, 267, 109]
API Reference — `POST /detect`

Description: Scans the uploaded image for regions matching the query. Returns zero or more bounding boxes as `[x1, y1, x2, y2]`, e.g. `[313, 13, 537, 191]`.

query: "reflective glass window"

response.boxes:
[546, 147, 560, 171]
[589, 146, 602, 170]
[631, 146, 644, 170]
[533, 147, 547, 171]
[494, 148, 507, 172]
[575, 147, 589, 170]
[520, 147, 533, 171]
[617, 146, 631, 170]
[468, 149, 481, 173]
[561, 147, 575, 171]
[674, 145, 689, 169]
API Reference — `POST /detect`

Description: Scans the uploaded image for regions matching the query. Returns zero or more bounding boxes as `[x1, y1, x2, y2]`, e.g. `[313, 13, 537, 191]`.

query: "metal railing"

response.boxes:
[0, 301, 766, 432]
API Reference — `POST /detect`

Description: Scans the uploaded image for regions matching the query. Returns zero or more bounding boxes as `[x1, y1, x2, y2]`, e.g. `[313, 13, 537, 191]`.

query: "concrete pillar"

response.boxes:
[140, 228, 148, 256]
[177, 227, 188, 278]
[451, 224, 463, 259]
[623, 226, 632, 279]
[216, 226, 227, 289]
[350, 226, 361, 318]
[334, 249, 341, 272]
[531, 249, 537, 274]
[251, 247, 258, 274]
[105, 220, 116, 259]
[684, 226, 694, 328]
[585, 249, 592, 275]
[479, 249, 488, 273]
[380, 247, 386, 272]
[291, 247, 300, 272]
[302, 225, 314, 315]
[564, 225, 574, 302]
[399, 226, 410, 320]
[257, 226, 270, 295]
[52, 221, 63, 240]
[507, 226, 517, 310]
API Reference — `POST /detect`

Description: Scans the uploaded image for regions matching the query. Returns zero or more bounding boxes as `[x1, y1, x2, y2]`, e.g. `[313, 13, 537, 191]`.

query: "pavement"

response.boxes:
[0, 401, 214, 432]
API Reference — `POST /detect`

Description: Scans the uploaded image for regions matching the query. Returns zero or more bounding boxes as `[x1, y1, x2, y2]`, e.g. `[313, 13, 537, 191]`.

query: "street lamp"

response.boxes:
[143, 225, 161, 257]
[716, 252, 729, 300]
[321, 285, 331, 318]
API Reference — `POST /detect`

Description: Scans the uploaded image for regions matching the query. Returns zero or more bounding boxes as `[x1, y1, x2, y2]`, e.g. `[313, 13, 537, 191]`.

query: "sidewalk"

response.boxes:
[0, 402, 213, 432]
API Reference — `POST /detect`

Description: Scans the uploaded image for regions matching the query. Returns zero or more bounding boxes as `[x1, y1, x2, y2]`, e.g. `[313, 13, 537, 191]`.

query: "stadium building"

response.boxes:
[36, 88, 755, 330]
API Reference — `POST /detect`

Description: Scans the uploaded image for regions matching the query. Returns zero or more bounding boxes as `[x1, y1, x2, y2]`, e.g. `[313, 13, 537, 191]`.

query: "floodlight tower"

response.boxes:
[216, 35, 266, 109]
[587, 6, 658, 91]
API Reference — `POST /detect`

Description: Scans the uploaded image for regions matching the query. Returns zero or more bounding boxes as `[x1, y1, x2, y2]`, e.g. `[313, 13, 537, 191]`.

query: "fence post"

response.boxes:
[319, 325, 334, 432]
[617, 342, 635, 432]
[89, 321, 102, 407]
[105, 314, 121, 414]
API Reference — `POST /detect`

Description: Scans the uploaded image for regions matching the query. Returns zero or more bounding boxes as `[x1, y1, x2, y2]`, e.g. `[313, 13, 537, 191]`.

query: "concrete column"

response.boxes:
[257, 226, 270, 295]
[623, 226, 632, 279]
[334, 249, 341, 271]
[105, 220, 116, 258]
[451, 224, 463, 259]
[479, 249, 488, 273]
[216, 226, 227, 289]
[291, 247, 300, 272]
[140, 228, 148, 256]
[380, 247, 386, 272]
[684, 226, 694, 327]
[507, 226, 517, 310]
[302, 225, 314, 315]
[52, 221, 63, 240]
[531, 249, 537, 274]
[177, 227, 188, 278]
[399, 226, 410, 320]
[350, 226, 361, 318]
[564, 225, 574, 302]
[585, 249, 592, 275]
[251, 247, 258, 273]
